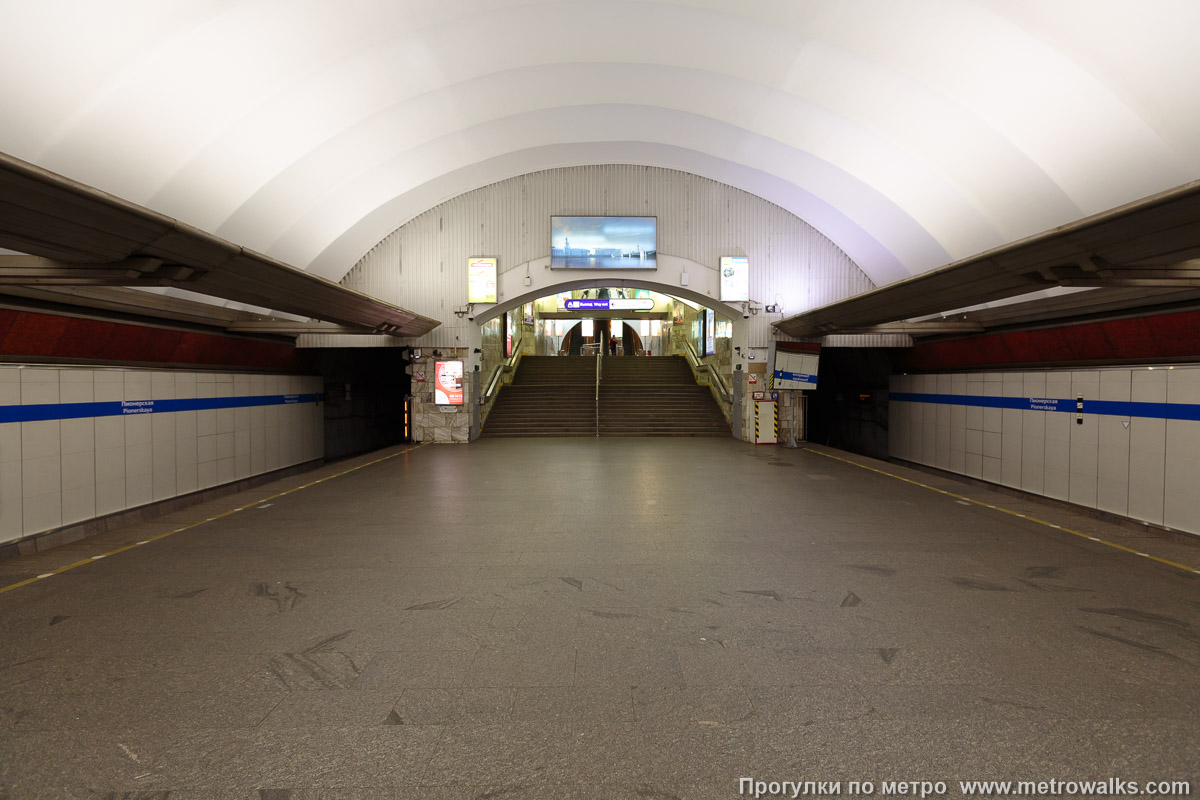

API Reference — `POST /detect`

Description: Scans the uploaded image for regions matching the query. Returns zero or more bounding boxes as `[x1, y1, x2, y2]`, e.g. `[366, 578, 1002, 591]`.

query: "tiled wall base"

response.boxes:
[890, 365, 1200, 536]
[891, 456, 1196, 541]
[0, 365, 324, 543]
[0, 457, 323, 561]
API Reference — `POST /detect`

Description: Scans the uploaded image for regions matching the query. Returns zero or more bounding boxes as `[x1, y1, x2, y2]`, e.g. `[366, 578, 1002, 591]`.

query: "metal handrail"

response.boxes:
[594, 346, 602, 437]
[706, 360, 732, 401]
[482, 336, 524, 403]
[681, 340, 732, 403]
[483, 364, 505, 400]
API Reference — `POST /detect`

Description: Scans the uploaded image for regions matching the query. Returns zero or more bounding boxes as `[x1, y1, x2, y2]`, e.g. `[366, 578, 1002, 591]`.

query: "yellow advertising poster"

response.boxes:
[467, 257, 497, 303]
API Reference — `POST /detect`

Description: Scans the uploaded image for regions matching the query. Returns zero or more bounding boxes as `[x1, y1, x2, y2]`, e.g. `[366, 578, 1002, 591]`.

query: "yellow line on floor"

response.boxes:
[804, 447, 1200, 578]
[0, 443, 429, 597]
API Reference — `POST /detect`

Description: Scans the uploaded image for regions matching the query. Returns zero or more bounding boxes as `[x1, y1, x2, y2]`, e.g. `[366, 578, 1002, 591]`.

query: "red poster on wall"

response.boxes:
[434, 360, 463, 405]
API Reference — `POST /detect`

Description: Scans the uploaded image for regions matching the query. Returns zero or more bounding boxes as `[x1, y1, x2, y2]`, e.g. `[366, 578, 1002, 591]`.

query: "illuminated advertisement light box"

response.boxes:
[614, 298, 654, 311]
[551, 216, 657, 270]
[672, 300, 685, 324]
[563, 298, 654, 311]
[434, 360, 464, 405]
[720, 256, 749, 302]
[467, 257, 497, 303]
[705, 308, 715, 356]
[581, 319, 594, 336]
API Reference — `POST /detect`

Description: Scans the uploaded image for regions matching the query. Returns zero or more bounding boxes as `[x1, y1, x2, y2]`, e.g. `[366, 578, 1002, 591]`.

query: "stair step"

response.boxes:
[485, 355, 729, 438]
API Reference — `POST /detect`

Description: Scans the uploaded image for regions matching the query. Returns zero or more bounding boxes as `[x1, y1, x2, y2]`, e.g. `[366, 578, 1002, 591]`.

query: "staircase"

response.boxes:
[482, 355, 729, 438]
[599, 356, 729, 437]
[481, 356, 596, 437]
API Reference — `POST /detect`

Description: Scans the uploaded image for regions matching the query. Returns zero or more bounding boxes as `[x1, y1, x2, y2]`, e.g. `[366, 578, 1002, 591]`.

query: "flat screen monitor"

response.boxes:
[551, 216, 657, 269]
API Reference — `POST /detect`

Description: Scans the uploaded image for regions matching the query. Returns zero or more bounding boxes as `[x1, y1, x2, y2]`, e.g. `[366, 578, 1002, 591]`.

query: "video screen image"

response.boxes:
[551, 216, 656, 269]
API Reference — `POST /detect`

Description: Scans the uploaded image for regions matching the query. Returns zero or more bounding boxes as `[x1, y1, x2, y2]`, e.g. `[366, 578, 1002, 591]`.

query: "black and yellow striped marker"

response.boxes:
[753, 399, 779, 444]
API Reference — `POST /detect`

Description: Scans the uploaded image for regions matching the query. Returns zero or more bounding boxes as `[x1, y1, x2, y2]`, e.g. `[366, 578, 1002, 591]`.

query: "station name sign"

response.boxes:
[773, 370, 818, 385]
[564, 298, 654, 311]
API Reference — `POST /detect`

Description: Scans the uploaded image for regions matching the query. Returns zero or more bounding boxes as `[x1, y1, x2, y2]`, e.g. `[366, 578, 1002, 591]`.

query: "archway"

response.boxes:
[473, 274, 744, 326]
[469, 275, 745, 432]
[561, 321, 645, 356]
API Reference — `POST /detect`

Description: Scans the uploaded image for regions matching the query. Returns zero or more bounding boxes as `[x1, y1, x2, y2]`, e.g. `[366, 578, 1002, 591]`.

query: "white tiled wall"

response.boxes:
[890, 366, 1200, 536]
[0, 365, 323, 545]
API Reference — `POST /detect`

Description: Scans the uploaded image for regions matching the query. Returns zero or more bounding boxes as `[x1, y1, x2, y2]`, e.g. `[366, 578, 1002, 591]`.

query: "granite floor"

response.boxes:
[0, 439, 1198, 799]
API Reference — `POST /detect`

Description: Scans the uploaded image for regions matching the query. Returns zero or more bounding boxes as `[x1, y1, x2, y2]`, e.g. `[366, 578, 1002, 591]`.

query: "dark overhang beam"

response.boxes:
[0, 152, 440, 337]
[828, 321, 985, 335]
[774, 178, 1200, 338]
[0, 255, 204, 285]
[1025, 260, 1200, 288]
[225, 321, 384, 335]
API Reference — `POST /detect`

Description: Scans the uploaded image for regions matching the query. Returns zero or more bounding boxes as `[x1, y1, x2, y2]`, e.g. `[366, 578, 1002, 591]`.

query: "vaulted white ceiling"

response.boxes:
[2, 0, 1198, 291]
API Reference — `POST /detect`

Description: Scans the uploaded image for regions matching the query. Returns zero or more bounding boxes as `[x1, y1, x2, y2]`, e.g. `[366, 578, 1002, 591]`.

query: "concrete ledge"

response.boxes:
[0, 459, 325, 561]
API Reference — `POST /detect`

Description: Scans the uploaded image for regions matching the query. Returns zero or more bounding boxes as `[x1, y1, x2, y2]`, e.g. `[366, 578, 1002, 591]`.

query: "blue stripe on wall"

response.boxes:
[890, 392, 1200, 422]
[0, 393, 324, 424]
[774, 370, 817, 384]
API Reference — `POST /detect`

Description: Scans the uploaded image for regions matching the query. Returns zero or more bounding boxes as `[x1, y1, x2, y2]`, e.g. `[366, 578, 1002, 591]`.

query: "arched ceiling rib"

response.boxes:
[260, 108, 964, 281]
[303, 141, 925, 285]
[1, 0, 1197, 295]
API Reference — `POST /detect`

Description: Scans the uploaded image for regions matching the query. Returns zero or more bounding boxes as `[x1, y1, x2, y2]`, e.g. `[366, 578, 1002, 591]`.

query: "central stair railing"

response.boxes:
[594, 346, 603, 437]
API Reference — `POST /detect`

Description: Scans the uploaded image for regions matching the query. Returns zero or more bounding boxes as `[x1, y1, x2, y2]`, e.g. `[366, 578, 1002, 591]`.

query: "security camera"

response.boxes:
[743, 313, 750, 319]
[467, 316, 475, 322]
